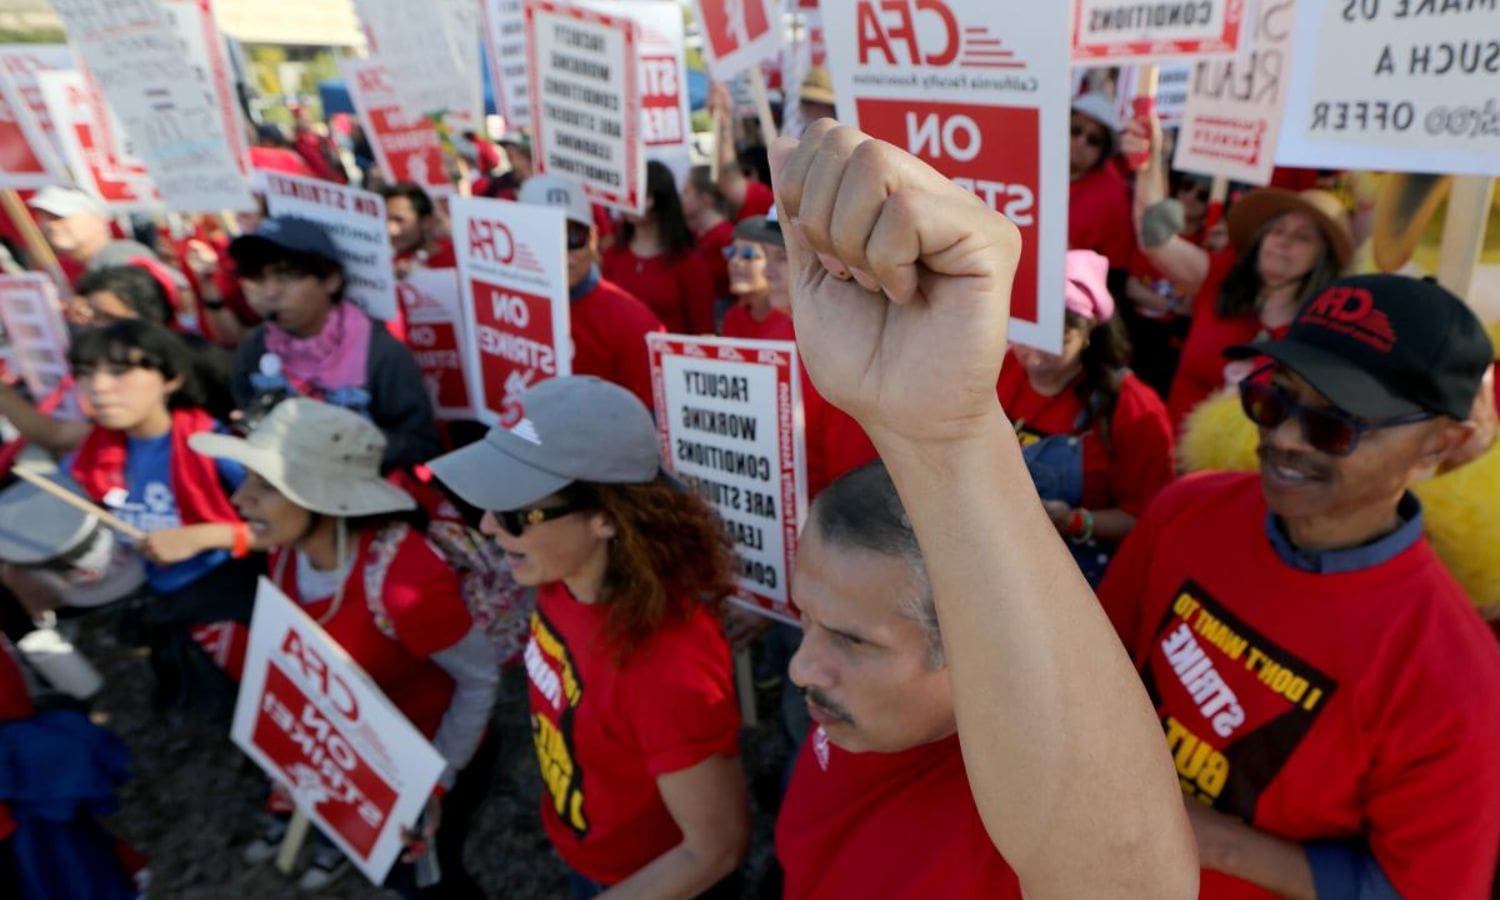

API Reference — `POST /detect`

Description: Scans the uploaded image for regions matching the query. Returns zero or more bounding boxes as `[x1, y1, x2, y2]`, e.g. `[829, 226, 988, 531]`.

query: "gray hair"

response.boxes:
[810, 462, 942, 667]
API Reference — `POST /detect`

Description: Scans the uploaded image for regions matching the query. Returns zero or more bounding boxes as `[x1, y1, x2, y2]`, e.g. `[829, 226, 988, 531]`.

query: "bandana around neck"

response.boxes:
[263, 301, 372, 392]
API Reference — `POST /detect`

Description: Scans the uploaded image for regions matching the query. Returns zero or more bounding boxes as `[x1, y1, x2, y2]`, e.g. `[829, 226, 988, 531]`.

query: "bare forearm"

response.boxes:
[0, 387, 88, 454]
[1195, 807, 1316, 899]
[871, 409, 1196, 899]
[599, 842, 739, 900]
[1142, 237, 1210, 298]
[715, 115, 748, 210]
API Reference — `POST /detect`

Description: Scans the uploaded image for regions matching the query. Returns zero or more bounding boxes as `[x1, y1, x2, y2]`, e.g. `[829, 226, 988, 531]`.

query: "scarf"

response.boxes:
[71, 408, 239, 525]
[263, 301, 372, 395]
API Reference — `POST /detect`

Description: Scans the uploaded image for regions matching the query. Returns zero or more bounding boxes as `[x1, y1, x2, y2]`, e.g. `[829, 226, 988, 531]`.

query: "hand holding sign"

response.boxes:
[770, 121, 1020, 447]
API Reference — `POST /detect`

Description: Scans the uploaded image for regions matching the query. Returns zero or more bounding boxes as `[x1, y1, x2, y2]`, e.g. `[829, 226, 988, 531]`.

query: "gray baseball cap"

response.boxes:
[428, 376, 661, 511]
[518, 173, 594, 228]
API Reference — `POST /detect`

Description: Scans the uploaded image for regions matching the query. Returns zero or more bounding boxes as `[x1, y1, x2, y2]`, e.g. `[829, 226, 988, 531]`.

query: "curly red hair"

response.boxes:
[571, 478, 737, 658]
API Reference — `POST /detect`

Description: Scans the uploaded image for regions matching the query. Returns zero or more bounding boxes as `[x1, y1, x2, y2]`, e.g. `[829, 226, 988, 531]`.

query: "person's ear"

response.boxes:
[320, 271, 344, 298]
[163, 372, 187, 396]
[588, 511, 617, 541]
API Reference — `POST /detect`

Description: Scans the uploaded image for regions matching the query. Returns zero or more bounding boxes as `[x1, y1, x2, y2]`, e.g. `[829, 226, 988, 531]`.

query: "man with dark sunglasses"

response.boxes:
[517, 174, 664, 411]
[1100, 274, 1500, 898]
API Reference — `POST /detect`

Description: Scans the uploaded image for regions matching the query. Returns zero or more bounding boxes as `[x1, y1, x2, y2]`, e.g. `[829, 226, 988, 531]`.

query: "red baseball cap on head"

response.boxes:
[1226, 274, 1492, 420]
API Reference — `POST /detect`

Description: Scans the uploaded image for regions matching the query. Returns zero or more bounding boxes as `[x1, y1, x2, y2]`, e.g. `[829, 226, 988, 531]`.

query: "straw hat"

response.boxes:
[1227, 188, 1355, 271]
[799, 66, 836, 107]
[189, 399, 414, 517]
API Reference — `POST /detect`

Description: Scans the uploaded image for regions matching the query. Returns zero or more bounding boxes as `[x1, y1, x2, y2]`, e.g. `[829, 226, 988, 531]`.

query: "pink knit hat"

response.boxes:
[1064, 250, 1114, 323]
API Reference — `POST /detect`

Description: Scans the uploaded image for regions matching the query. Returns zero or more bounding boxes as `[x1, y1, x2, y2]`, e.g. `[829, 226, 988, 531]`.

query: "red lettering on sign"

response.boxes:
[856, 0, 959, 67]
[467, 218, 517, 264]
[278, 628, 360, 722]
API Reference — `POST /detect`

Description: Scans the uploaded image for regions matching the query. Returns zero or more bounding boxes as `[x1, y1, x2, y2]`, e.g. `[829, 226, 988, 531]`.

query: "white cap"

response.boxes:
[518, 173, 593, 228]
[27, 185, 106, 219]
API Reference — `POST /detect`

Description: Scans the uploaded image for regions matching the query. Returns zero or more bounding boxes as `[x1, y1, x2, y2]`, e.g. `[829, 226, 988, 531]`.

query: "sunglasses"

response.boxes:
[493, 501, 587, 537]
[722, 245, 764, 260]
[566, 223, 591, 251]
[1238, 367, 1436, 456]
[1070, 124, 1107, 149]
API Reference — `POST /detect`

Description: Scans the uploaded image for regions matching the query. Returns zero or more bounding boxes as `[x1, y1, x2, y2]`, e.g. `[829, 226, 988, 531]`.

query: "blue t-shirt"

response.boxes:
[83, 427, 246, 594]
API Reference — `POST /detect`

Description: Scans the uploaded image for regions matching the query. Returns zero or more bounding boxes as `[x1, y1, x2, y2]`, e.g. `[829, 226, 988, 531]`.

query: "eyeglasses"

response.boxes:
[493, 501, 587, 537]
[566, 223, 591, 251]
[1070, 124, 1107, 149]
[1238, 367, 1436, 456]
[722, 245, 764, 260]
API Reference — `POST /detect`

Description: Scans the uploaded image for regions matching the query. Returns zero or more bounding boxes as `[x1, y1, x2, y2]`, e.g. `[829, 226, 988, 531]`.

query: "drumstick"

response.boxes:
[11, 467, 148, 542]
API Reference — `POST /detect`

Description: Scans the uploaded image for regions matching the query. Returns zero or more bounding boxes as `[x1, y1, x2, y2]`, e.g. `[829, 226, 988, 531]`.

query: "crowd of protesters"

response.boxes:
[0, 61, 1496, 900]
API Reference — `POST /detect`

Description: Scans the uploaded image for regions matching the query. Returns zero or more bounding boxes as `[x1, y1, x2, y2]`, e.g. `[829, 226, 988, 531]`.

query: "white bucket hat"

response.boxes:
[189, 398, 414, 517]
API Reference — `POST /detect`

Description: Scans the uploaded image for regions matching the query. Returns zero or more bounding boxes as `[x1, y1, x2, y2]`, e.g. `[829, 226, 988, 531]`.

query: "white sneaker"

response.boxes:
[297, 842, 350, 891]
[240, 815, 287, 866]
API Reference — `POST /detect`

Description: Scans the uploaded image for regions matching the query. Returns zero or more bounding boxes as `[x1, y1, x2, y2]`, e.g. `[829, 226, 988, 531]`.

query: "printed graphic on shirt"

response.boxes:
[110, 475, 181, 532]
[1141, 580, 1339, 819]
[526, 609, 588, 836]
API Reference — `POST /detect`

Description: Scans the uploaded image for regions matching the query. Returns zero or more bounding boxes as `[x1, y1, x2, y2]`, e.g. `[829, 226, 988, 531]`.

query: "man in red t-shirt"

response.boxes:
[770, 120, 1198, 899]
[1101, 275, 1500, 898]
[517, 174, 664, 411]
[380, 182, 456, 276]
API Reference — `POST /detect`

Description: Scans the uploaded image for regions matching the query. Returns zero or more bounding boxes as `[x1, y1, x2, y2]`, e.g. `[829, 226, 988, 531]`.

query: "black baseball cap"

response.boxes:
[1225, 274, 1492, 420]
[228, 216, 343, 269]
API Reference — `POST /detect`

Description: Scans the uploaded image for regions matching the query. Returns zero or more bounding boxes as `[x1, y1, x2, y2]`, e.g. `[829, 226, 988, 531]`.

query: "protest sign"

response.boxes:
[48, 0, 253, 212]
[356, 0, 481, 129]
[0, 71, 68, 189]
[525, 0, 645, 214]
[823, 0, 1070, 353]
[231, 578, 445, 887]
[1173, 0, 1294, 185]
[583, 0, 694, 182]
[0, 275, 71, 401]
[649, 335, 806, 623]
[692, 0, 781, 81]
[0, 44, 75, 162]
[397, 268, 477, 420]
[161, 0, 250, 175]
[1072, 0, 1245, 63]
[1277, 0, 1500, 177]
[1117, 62, 1192, 128]
[451, 196, 571, 425]
[483, 0, 532, 129]
[260, 171, 398, 322]
[36, 69, 159, 210]
[342, 58, 452, 196]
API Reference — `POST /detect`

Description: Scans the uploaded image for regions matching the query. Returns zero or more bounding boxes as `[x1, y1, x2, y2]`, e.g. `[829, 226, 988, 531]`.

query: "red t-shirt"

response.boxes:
[697, 219, 735, 301]
[736, 179, 775, 222]
[1068, 165, 1135, 271]
[395, 237, 457, 271]
[601, 246, 716, 334]
[527, 583, 739, 884]
[777, 726, 1022, 899]
[720, 304, 794, 341]
[0, 638, 33, 724]
[1165, 250, 1262, 430]
[1099, 472, 1500, 899]
[269, 527, 471, 738]
[801, 358, 878, 499]
[249, 146, 315, 178]
[996, 352, 1175, 517]
[569, 278, 666, 412]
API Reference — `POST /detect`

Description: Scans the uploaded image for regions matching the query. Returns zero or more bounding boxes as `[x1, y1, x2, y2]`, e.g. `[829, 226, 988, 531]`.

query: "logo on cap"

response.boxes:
[1301, 286, 1396, 353]
[545, 187, 571, 206]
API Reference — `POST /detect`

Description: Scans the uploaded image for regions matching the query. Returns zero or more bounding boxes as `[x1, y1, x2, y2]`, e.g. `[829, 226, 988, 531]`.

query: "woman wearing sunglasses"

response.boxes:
[1122, 113, 1354, 430]
[1068, 93, 1136, 276]
[430, 376, 748, 900]
[519, 174, 665, 412]
[1000, 251, 1175, 586]
[719, 210, 794, 342]
[603, 160, 717, 335]
[190, 398, 499, 896]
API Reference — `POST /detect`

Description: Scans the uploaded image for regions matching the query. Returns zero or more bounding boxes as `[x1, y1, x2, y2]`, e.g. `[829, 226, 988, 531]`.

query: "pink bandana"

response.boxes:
[263, 301, 372, 393]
